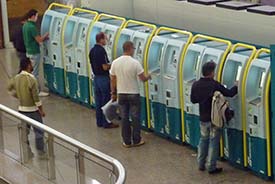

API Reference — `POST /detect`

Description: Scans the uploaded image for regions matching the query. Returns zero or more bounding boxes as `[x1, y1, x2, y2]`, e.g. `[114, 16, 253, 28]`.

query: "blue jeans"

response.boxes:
[19, 111, 45, 152]
[94, 75, 111, 127]
[27, 53, 41, 90]
[27, 53, 40, 80]
[118, 94, 141, 145]
[197, 121, 221, 171]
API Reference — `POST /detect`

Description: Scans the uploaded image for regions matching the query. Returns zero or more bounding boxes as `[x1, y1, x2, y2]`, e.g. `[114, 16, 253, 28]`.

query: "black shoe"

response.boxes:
[208, 167, 223, 174]
[104, 123, 119, 129]
[132, 140, 145, 147]
[199, 166, 205, 171]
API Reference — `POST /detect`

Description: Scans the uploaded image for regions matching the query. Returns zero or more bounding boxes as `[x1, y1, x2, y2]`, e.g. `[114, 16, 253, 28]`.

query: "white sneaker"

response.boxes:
[38, 91, 50, 97]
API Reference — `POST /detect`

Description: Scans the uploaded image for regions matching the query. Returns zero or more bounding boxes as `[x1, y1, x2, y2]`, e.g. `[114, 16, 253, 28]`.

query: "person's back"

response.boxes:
[23, 20, 40, 55]
[190, 61, 237, 174]
[111, 55, 142, 94]
[12, 71, 40, 110]
[110, 41, 151, 148]
[191, 77, 236, 122]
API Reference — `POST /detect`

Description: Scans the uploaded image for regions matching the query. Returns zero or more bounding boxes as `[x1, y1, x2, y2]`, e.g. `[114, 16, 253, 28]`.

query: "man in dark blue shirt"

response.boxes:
[89, 32, 118, 129]
[191, 61, 238, 174]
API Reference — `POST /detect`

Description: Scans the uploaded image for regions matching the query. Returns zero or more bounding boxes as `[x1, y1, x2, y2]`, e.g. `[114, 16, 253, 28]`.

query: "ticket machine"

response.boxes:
[63, 8, 98, 103]
[180, 35, 231, 147]
[243, 48, 271, 178]
[147, 27, 192, 137]
[221, 43, 256, 167]
[115, 20, 157, 129]
[41, 3, 72, 94]
[88, 14, 126, 107]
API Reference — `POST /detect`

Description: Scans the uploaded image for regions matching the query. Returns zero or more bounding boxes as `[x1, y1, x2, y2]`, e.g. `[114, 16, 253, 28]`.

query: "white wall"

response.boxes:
[81, 0, 134, 18]
[82, 0, 275, 47]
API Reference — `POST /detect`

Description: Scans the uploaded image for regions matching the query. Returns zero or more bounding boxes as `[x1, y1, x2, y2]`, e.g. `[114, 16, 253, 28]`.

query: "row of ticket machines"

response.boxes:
[41, 3, 273, 179]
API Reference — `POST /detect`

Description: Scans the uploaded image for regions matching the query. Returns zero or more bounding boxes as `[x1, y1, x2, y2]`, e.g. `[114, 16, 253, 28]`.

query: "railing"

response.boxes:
[0, 104, 126, 184]
[0, 176, 11, 184]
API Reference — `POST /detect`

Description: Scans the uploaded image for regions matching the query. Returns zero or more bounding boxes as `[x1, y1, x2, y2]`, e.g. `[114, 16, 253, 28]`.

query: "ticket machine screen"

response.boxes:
[148, 42, 164, 72]
[41, 15, 52, 34]
[117, 34, 130, 57]
[202, 54, 218, 65]
[64, 21, 75, 43]
[89, 27, 102, 49]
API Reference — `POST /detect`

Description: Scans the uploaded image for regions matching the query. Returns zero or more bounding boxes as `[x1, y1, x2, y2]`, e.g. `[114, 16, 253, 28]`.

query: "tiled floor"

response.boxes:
[0, 48, 271, 184]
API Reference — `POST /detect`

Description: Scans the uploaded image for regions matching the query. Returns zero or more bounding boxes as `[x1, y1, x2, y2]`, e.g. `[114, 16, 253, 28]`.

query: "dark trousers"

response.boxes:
[118, 94, 141, 145]
[94, 75, 111, 127]
[19, 111, 45, 151]
[17, 51, 27, 60]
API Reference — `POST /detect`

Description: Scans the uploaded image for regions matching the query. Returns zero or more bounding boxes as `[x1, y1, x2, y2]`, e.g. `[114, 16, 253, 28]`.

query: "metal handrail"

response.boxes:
[0, 104, 126, 184]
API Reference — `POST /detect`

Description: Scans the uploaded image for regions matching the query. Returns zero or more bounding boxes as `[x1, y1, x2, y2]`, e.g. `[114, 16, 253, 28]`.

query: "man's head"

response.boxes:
[202, 61, 216, 78]
[96, 32, 107, 46]
[19, 58, 33, 73]
[26, 9, 38, 22]
[123, 41, 135, 56]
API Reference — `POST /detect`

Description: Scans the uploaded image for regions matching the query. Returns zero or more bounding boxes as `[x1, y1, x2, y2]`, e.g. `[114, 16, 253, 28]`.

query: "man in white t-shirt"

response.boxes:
[110, 41, 151, 148]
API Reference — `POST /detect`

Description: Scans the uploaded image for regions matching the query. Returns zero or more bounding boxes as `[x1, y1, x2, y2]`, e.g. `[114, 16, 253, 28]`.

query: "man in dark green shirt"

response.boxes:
[23, 9, 49, 97]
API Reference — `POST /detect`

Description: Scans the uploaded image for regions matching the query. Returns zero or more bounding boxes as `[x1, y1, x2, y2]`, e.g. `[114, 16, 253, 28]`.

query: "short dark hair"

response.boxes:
[96, 32, 106, 43]
[202, 61, 216, 77]
[19, 58, 31, 73]
[25, 9, 38, 19]
[123, 41, 134, 52]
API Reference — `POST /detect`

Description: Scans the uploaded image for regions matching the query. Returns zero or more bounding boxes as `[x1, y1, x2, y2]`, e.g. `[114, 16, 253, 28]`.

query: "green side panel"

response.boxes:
[53, 67, 66, 96]
[184, 113, 200, 148]
[43, 63, 54, 91]
[247, 134, 268, 177]
[78, 75, 90, 105]
[65, 71, 77, 100]
[166, 107, 182, 142]
[223, 128, 244, 167]
[150, 101, 166, 136]
[140, 96, 148, 129]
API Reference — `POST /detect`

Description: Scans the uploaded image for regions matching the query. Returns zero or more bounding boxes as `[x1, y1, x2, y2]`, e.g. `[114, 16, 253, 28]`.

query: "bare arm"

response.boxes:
[35, 32, 49, 44]
[38, 106, 45, 117]
[138, 72, 151, 82]
[102, 63, 111, 71]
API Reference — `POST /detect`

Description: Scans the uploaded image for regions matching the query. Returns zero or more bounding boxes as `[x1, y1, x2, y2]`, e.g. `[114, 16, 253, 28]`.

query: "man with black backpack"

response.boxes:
[191, 61, 238, 174]
[11, 16, 27, 60]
